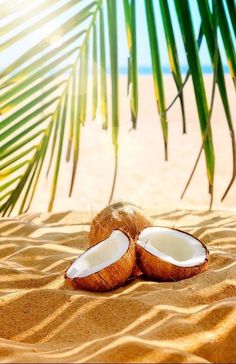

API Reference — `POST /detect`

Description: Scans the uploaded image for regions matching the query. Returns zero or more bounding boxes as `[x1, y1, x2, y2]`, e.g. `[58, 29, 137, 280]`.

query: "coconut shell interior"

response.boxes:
[136, 227, 209, 281]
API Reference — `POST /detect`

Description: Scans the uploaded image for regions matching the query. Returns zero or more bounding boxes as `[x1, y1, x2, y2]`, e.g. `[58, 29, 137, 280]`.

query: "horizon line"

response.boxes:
[119, 64, 229, 75]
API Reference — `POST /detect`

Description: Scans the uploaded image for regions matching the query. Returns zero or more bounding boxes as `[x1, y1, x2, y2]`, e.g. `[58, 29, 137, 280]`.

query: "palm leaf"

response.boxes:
[92, 24, 98, 120]
[197, 0, 236, 200]
[225, 0, 236, 37]
[0, 0, 102, 214]
[48, 93, 68, 211]
[217, 0, 236, 88]
[163, 23, 204, 114]
[107, 0, 119, 203]
[78, 41, 89, 126]
[0, 0, 59, 36]
[174, 0, 215, 202]
[145, 0, 168, 160]
[0, 2, 95, 79]
[181, 0, 219, 206]
[159, 0, 186, 134]
[99, 5, 108, 129]
[0, 65, 70, 115]
[69, 61, 80, 196]
[0, 29, 85, 90]
[0, 0, 83, 51]
[123, 0, 138, 128]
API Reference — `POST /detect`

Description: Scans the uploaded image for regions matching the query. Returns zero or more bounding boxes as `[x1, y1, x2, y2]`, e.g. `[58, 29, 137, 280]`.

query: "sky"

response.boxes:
[0, 0, 233, 73]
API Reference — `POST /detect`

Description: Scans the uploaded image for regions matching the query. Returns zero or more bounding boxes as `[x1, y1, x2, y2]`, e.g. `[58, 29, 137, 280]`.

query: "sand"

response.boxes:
[28, 75, 236, 214]
[0, 209, 236, 363]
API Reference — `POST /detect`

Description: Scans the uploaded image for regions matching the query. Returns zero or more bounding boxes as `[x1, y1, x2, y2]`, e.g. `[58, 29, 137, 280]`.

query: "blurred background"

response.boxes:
[0, 0, 236, 215]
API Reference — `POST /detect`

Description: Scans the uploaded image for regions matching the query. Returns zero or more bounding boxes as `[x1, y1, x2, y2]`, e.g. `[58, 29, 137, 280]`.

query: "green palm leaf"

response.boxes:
[69, 61, 80, 196]
[159, 0, 186, 134]
[0, 0, 102, 213]
[123, 0, 138, 128]
[145, 0, 168, 160]
[226, 0, 236, 37]
[92, 24, 98, 120]
[197, 0, 236, 200]
[48, 92, 68, 211]
[0, 0, 83, 51]
[107, 0, 119, 203]
[174, 0, 215, 202]
[217, 0, 236, 88]
[99, 5, 108, 129]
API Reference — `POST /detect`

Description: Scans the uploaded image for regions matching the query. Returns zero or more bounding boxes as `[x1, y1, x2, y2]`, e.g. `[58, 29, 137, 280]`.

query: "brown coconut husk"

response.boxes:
[136, 228, 210, 281]
[89, 202, 153, 245]
[65, 230, 136, 292]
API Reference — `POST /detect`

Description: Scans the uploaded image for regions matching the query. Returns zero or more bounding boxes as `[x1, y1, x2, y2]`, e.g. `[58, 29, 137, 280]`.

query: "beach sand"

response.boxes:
[0, 209, 235, 362]
[28, 74, 236, 215]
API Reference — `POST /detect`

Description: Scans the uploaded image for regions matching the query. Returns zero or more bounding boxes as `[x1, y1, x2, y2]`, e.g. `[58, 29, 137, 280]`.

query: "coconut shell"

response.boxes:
[89, 202, 153, 246]
[89, 202, 152, 278]
[65, 230, 135, 292]
[136, 229, 210, 281]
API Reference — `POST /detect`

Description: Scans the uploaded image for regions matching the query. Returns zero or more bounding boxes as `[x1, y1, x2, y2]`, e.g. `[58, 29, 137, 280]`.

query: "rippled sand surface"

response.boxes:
[0, 209, 235, 362]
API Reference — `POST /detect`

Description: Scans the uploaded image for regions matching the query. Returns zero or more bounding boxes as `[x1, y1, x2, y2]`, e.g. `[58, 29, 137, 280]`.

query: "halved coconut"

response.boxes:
[89, 202, 152, 278]
[136, 227, 209, 281]
[65, 229, 135, 291]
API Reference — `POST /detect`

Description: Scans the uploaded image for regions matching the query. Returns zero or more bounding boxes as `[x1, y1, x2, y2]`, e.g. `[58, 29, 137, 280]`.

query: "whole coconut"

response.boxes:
[89, 201, 153, 246]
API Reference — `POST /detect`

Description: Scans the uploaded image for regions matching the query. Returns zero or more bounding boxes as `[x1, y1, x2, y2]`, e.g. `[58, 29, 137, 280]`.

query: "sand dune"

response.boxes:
[0, 209, 235, 362]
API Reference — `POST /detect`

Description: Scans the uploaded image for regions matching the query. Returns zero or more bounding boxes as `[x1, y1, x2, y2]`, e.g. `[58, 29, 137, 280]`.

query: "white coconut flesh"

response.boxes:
[137, 227, 207, 267]
[66, 230, 129, 279]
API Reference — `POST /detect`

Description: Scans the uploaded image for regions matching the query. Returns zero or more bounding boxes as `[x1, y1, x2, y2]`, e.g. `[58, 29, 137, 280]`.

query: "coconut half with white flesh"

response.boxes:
[136, 227, 209, 281]
[89, 202, 152, 277]
[65, 229, 135, 291]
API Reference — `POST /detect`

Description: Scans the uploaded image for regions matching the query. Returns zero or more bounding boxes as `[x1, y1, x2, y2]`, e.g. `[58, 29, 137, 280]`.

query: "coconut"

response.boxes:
[89, 202, 152, 245]
[136, 226, 209, 281]
[65, 229, 135, 291]
[89, 202, 152, 277]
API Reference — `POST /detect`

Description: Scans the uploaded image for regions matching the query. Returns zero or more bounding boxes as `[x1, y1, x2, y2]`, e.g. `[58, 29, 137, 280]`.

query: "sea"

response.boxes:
[119, 65, 230, 75]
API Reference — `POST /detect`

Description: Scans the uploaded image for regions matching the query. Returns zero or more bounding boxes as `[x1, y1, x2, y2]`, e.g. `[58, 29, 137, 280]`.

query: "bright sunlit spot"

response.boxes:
[48, 32, 64, 49]
[94, 115, 104, 126]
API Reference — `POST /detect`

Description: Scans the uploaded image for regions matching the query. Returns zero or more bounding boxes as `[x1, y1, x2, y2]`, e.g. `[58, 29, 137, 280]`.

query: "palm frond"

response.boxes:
[181, 0, 219, 207]
[145, 0, 168, 160]
[99, 5, 108, 129]
[217, 0, 236, 88]
[0, 0, 102, 213]
[225, 0, 236, 38]
[0, 0, 235, 215]
[92, 24, 98, 120]
[159, 0, 186, 134]
[197, 0, 236, 201]
[107, 0, 119, 204]
[123, 0, 138, 129]
[174, 0, 215, 203]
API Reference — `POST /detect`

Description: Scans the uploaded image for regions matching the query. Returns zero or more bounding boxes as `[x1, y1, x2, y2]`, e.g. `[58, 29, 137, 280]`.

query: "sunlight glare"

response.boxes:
[95, 115, 103, 125]
[48, 32, 63, 49]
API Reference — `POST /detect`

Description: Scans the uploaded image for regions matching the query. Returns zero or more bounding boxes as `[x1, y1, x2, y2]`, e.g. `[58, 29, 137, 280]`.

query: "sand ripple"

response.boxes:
[0, 210, 235, 362]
